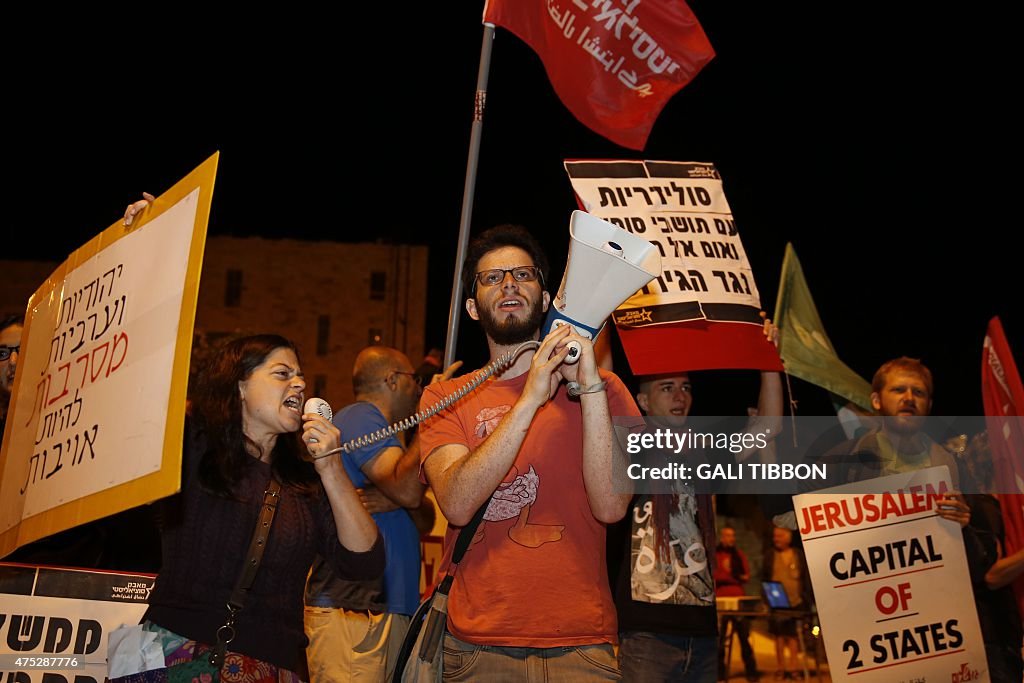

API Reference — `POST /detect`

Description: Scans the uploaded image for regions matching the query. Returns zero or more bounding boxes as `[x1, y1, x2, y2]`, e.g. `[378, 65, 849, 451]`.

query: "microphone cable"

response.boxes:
[311, 340, 542, 459]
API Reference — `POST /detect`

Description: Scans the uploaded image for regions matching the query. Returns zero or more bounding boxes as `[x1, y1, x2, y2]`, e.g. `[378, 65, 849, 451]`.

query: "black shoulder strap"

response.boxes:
[210, 478, 282, 667]
[437, 502, 487, 593]
[231, 478, 282, 607]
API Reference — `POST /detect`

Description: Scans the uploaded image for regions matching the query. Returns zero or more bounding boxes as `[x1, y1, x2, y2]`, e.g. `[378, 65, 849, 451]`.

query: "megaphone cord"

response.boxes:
[312, 340, 542, 459]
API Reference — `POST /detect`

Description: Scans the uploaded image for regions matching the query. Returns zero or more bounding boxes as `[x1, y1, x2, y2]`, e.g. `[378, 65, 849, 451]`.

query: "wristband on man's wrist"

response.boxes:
[567, 380, 606, 397]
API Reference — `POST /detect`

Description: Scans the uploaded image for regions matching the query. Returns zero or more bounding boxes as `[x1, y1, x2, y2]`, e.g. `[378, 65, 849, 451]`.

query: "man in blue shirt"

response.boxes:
[304, 345, 431, 681]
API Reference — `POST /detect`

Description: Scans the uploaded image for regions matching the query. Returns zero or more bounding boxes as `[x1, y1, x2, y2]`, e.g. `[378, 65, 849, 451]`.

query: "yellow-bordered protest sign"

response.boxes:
[0, 153, 218, 558]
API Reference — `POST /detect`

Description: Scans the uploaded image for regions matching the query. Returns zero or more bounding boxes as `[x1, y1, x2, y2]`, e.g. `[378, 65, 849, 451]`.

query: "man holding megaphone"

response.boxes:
[418, 224, 646, 680]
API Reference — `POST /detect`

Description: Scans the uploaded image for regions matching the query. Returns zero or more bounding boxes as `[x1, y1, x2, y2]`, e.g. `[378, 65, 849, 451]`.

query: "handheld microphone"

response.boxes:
[304, 397, 333, 443]
[564, 339, 582, 364]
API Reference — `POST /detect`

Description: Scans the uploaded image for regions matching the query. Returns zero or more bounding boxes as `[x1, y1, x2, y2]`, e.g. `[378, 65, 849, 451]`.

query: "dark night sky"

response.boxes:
[4, 4, 1019, 418]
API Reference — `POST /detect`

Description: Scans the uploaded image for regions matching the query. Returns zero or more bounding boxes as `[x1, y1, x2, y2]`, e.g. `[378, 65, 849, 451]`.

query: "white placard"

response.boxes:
[793, 466, 988, 682]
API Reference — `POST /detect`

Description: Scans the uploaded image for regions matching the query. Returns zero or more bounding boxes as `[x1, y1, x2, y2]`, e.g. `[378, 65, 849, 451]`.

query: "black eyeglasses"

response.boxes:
[0, 345, 19, 362]
[475, 266, 543, 288]
[391, 371, 423, 387]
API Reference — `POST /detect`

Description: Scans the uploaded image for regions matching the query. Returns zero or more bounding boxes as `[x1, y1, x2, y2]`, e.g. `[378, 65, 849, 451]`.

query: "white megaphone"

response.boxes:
[542, 210, 662, 362]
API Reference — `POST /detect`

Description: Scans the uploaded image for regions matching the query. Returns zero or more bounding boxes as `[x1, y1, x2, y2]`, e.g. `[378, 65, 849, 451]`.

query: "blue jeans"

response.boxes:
[619, 631, 717, 682]
[442, 633, 620, 681]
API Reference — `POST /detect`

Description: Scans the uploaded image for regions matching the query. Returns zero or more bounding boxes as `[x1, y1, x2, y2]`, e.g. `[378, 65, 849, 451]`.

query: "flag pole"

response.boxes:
[443, 22, 496, 369]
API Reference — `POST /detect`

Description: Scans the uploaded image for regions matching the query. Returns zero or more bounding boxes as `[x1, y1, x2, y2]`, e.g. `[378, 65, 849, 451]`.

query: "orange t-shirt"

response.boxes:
[419, 369, 643, 647]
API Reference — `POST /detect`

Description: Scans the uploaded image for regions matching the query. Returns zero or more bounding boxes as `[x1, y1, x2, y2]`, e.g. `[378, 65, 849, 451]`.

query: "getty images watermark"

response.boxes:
[624, 426, 827, 483]
[611, 415, 1023, 495]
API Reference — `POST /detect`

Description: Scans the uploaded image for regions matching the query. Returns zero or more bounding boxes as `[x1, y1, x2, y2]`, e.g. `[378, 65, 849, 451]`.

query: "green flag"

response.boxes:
[774, 243, 873, 411]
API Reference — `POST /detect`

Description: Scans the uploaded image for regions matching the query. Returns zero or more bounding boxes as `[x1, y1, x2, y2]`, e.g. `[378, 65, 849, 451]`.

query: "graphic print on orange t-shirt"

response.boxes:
[473, 405, 565, 549]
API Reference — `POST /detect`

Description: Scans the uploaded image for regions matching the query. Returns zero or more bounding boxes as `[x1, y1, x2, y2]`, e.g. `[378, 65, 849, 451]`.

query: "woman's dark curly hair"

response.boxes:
[191, 334, 317, 497]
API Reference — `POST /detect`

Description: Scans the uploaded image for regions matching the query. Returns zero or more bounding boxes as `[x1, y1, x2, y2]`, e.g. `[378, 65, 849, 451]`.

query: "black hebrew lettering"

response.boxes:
[43, 617, 73, 653]
[22, 424, 99, 493]
[713, 218, 737, 236]
[710, 271, 752, 294]
[671, 216, 710, 234]
[98, 266, 120, 303]
[83, 279, 98, 311]
[92, 296, 126, 341]
[668, 270, 693, 292]
[35, 411, 54, 445]
[596, 186, 635, 208]
[6, 614, 44, 650]
[20, 452, 42, 495]
[45, 439, 64, 479]
[631, 187, 652, 205]
[659, 270, 708, 293]
[52, 264, 125, 363]
[599, 186, 620, 207]
[68, 320, 86, 355]
[74, 619, 101, 654]
[0, 615, 102, 656]
[72, 425, 99, 466]
[699, 240, 739, 260]
[669, 181, 712, 207]
[664, 238, 696, 258]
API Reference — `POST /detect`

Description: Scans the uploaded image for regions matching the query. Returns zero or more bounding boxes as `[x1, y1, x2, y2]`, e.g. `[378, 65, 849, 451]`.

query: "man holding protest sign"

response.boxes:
[608, 318, 781, 682]
[802, 357, 972, 521]
[788, 357, 992, 681]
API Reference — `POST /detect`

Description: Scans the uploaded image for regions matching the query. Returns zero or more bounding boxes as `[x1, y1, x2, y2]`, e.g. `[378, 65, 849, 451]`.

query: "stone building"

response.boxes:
[1, 236, 428, 410]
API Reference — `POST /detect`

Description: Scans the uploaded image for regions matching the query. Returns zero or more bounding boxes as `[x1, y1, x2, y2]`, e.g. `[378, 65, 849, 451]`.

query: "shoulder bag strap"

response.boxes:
[209, 478, 282, 667]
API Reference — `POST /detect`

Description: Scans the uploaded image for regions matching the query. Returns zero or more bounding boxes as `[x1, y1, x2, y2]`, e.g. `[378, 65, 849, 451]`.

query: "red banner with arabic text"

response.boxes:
[483, 0, 714, 150]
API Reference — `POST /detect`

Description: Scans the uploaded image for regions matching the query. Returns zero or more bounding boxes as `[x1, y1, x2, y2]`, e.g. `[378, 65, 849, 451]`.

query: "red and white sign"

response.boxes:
[565, 159, 783, 374]
[793, 467, 988, 682]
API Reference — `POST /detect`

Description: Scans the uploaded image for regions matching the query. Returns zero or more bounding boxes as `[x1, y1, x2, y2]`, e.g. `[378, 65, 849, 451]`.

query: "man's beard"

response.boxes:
[477, 298, 545, 345]
[881, 414, 926, 437]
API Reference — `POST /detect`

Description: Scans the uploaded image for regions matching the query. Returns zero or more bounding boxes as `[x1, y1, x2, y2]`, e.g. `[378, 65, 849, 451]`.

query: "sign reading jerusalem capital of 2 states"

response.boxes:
[564, 160, 758, 326]
[793, 467, 988, 682]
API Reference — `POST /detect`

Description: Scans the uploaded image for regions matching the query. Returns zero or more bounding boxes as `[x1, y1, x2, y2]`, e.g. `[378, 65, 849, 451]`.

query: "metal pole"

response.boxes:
[443, 23, 496, 369]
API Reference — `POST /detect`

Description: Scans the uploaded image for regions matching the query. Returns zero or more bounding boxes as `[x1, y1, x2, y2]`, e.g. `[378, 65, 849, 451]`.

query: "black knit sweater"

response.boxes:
[143, 424, 385, 671]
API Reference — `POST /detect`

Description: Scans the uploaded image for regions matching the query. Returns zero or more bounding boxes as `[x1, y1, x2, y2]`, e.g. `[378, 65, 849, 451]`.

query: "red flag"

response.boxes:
[483, 0, 714, 150]
[981, 316, 1024, 616]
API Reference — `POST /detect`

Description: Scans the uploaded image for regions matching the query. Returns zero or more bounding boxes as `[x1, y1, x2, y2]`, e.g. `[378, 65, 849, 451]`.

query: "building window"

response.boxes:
[225, 270, 243, 307]
[370, 272, 387, 301]
[368, 328, 383, 346]
[317, 315, 330, 356]
[313, 374, 327, 397]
